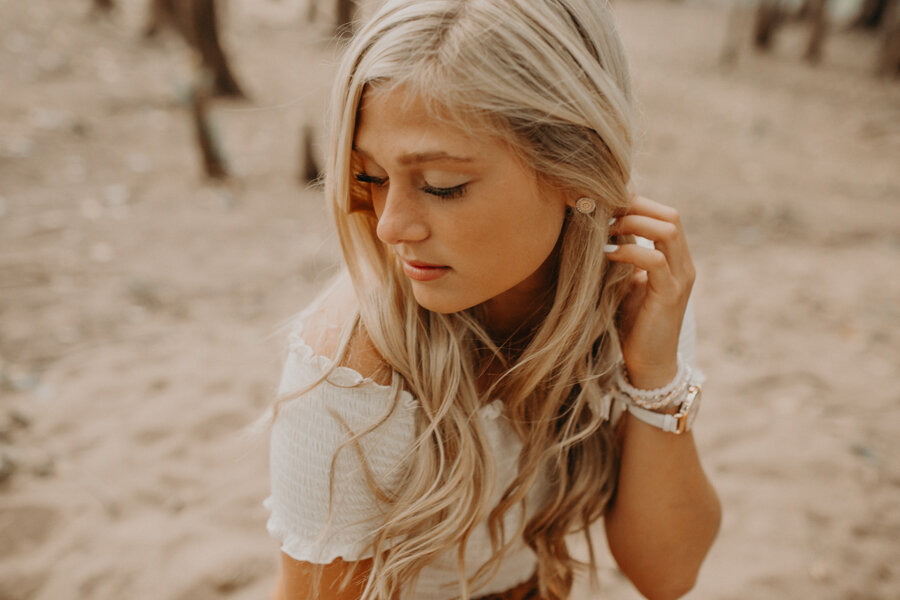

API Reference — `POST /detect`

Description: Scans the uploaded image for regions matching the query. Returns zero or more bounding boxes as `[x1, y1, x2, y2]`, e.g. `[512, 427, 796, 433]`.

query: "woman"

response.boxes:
[264, 0, 721, 598]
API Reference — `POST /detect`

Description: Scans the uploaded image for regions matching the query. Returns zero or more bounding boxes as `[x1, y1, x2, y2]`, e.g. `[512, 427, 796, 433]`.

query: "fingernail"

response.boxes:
[608, 217, 617, 226]
[604, 244, 619, 253]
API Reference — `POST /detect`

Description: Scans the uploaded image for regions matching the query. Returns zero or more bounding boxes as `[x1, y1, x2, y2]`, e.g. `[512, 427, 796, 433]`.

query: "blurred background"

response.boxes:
[1, 0, 898, 598]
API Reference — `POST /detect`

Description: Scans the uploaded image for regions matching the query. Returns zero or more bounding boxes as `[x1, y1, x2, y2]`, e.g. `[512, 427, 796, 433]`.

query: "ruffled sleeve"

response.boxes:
[263, 328, 419, 563]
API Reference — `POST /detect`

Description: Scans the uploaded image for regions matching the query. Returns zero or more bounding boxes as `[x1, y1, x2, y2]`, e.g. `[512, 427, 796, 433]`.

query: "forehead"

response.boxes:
[354, 84, 491, 159]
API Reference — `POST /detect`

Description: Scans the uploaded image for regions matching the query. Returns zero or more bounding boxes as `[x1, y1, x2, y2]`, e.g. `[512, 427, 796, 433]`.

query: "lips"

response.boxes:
[400, 257, 450, 282]
[405, 259, 446, 268]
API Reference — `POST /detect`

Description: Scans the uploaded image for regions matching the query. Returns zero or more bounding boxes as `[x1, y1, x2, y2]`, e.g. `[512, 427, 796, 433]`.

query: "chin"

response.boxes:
[410, 287, 477, 315]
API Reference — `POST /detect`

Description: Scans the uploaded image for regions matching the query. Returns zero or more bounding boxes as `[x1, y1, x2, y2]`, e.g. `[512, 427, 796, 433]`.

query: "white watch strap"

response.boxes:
[626, 403, 681, 433]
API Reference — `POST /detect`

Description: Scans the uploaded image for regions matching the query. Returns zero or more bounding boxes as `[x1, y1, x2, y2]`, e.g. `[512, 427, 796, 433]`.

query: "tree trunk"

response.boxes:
[190, 0, 244, 97]
[877, 0, 900, 75]
[189, 77, 228, 179]
[754, 1, 784, 50]
[804, 0, 827, 63]
[144, 0, 245, 98]
[143, 0, 171, 38]
[335, 0, 355, 36]
[299, 125, 322, 186]
[720, 2, 746, 67]
[851, 0, 891, 29]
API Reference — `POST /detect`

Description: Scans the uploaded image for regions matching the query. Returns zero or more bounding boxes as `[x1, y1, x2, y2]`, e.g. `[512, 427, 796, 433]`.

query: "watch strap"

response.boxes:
[623, 385, 701, 435]
[626, 403, 682, 433]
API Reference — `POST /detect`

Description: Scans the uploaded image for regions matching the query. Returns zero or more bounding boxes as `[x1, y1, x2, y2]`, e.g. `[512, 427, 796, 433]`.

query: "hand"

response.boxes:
[605, 195, 695, 389]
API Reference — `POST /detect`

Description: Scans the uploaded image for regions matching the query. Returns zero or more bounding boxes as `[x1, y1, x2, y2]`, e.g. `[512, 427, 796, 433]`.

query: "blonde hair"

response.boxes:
[285, 0, 637, 597]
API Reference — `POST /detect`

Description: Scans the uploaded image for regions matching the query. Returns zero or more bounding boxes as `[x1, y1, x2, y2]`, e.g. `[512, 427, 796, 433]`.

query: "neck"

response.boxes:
[480, 244, 559, 346]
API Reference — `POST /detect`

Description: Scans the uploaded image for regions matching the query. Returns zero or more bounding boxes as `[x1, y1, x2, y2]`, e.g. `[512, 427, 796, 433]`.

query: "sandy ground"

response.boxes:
[1, 0, 898, 599]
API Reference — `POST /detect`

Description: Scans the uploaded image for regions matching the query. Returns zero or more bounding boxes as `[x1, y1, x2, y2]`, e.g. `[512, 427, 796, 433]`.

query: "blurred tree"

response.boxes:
[804, 0, 827, 63]
[92, 0, 114, 11]
[307, 0, 358, 36]
[145, 0, 245, 98]
[299, 125, 323, 186]
[750, 0, 898, 75]
[851, 0, 892, 28]
[753, 1, 786, 49]
[336, 0, 356, 36]
[877, 0, 900, 74]
[189, 75, 228, 179]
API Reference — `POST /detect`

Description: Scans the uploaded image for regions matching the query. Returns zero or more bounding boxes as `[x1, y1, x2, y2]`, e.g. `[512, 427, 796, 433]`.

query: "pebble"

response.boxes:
[80, 197, 103, 220]
[4, 32, 32, 54]
[89, 242, 114, 263]
[9, 409, 31, 429]
[808, 560, 831, 582]
[127, 153, 152, 174]
[5, 137, 34, 158]
[32, 457, 56, 478]
[28, 107, 69, 132]
[103, 183, 130, 206]
[0, 450, 18, 484]
[0, 409, 30, 442]
[66, 156, 87, 183]
[9, 372, 40, 393]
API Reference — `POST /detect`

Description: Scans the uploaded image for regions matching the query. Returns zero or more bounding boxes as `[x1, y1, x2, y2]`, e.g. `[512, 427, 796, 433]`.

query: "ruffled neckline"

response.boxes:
[288, 330, 505, 421]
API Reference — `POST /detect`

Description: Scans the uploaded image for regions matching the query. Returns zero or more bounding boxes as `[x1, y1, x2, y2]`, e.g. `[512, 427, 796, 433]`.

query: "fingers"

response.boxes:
[604, 242, 680, 300]
[606, 195, 695, 298]
[621, 194, 681, 224]
[611, 215, 681, 251]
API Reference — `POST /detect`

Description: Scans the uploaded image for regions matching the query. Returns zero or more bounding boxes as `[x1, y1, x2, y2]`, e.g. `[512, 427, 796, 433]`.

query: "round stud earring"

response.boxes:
[575, 197, 597, 215]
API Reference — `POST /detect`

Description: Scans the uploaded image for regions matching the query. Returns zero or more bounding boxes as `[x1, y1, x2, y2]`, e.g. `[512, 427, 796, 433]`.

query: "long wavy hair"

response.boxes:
[278, 0, 637, 598]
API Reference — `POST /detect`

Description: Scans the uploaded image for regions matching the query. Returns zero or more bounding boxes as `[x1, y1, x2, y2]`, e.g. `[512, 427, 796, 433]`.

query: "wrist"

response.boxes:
[625, 364, 678, 390]
[615, 355, 691, 410]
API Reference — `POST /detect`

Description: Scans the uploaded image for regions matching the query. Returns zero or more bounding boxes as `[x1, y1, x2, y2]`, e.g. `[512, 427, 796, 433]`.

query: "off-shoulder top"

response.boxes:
[263, 304, 700, 599]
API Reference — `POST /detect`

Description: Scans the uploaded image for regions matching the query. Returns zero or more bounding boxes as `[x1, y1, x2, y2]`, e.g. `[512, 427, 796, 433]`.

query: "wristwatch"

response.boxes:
[625, 385, 702, 434]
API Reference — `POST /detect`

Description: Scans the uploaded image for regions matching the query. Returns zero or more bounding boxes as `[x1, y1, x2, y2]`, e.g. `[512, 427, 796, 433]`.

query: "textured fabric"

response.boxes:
[264, 300, 699, 599]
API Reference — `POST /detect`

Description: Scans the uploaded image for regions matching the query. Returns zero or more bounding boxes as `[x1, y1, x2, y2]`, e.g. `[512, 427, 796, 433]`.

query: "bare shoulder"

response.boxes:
[301, 274, 391, 386]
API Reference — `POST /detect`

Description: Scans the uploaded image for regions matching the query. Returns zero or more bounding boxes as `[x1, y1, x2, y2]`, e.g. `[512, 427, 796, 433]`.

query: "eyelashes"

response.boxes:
[422, 184, 467, 200]
[354, 172, 468, 200]
[354, 172, 386, 186]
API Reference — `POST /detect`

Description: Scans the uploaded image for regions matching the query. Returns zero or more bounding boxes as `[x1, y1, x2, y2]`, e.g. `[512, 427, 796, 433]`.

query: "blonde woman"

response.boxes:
[264, 1, 721, 598]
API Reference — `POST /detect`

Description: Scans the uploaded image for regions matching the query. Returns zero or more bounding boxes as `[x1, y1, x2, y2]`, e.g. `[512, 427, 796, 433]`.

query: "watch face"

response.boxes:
[685, 386, 702, 431]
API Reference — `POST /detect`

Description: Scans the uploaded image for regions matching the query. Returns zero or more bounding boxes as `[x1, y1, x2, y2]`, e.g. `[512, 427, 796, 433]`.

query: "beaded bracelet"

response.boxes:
[615, 355, 693, 411]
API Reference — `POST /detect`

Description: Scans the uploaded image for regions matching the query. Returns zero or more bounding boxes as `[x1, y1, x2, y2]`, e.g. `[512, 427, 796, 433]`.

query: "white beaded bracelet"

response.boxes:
[615, 355, 692, 411]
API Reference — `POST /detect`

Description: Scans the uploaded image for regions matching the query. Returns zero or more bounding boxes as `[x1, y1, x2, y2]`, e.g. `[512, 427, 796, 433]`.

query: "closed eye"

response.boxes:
[355, 172, 387, 186]
[422, 183, 467, 200]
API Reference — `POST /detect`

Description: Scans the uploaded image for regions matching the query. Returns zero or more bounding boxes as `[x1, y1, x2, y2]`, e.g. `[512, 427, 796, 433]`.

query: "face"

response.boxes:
[353, 85, 571, 329]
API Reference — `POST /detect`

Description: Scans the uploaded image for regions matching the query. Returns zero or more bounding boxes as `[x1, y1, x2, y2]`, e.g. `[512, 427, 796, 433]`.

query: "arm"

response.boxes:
[271, 560, 283, 600]
[601, 196, 721, 599]
[278, 553, 380, 600]
[604, 415, 721, 599]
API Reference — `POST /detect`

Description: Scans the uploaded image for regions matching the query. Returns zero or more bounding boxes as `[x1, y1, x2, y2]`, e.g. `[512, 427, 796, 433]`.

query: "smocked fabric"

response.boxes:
[264, 301, 699, 598]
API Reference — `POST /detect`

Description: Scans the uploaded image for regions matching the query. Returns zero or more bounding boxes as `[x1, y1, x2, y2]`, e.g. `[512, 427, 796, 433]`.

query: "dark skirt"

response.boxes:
[473, 572, 558, 600]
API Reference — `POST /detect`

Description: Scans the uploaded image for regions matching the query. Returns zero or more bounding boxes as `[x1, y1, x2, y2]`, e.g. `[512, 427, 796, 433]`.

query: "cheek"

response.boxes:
[463, 200, 566, 277]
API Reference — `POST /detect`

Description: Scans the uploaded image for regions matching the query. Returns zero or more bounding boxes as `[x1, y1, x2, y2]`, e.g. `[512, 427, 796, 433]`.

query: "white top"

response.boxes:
[263, 302, 699, 599]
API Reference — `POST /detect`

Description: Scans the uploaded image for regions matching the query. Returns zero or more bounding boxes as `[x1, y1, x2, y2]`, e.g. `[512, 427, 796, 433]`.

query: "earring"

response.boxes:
[575, 197, 596, 215]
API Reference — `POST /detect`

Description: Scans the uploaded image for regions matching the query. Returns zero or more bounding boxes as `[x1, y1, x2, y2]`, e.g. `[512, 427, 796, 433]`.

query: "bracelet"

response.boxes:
[615, 355, 692, 411]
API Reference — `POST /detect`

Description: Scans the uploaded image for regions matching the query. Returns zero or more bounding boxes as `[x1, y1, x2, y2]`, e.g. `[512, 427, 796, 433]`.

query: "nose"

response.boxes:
[374, 187, 429, 245]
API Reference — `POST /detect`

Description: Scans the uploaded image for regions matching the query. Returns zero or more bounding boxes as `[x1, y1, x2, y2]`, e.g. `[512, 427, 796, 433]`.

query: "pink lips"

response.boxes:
[401, 258, 450, 282]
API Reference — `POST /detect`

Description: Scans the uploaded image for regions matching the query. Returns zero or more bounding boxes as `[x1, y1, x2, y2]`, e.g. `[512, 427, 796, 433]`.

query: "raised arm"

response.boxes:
[601, 196, 721, 599]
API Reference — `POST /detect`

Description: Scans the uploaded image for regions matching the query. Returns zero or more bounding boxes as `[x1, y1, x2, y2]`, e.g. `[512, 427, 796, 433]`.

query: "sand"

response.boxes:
[1, 0, 898, 598]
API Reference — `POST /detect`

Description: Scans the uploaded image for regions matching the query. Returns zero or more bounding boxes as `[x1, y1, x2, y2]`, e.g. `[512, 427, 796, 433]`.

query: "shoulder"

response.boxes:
[267, 281, 418, 565]
[297, 272, 392, 387]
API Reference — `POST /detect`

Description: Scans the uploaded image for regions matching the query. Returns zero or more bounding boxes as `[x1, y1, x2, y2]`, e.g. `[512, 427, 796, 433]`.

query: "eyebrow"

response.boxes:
[353, 146, 474, 165]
